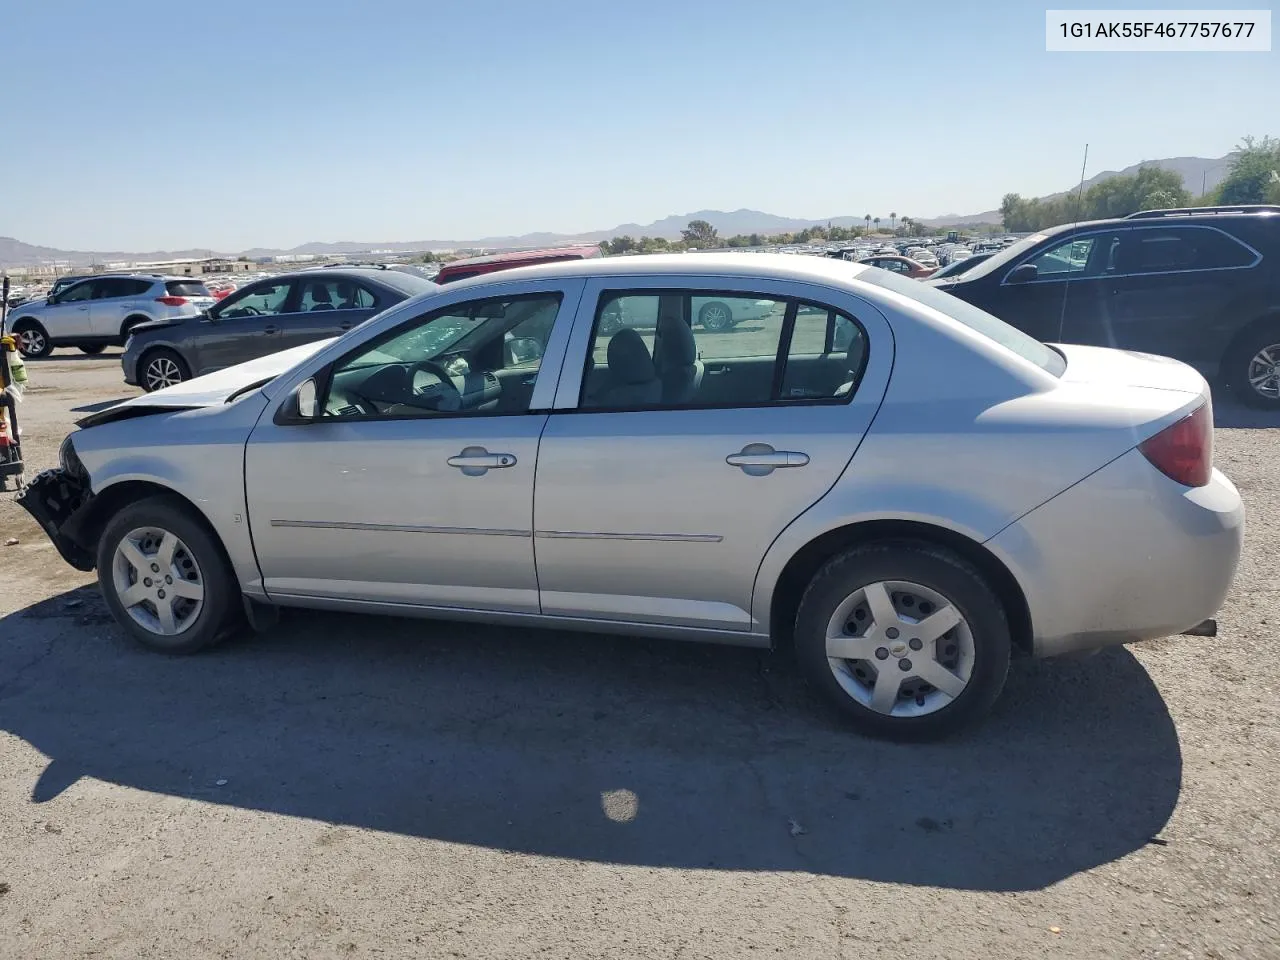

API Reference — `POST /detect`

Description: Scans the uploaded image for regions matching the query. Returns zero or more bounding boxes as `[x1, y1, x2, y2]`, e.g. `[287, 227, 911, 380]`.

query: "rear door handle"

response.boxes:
[726, 443, 809, 476]
[447, 446, 517, 476]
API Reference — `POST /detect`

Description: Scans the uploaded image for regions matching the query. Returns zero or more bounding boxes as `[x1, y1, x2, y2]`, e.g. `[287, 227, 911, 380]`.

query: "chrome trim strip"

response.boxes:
[535, 530, 723, 543]
[999, 223, 1264, 287]
[270, 519, 530, 537]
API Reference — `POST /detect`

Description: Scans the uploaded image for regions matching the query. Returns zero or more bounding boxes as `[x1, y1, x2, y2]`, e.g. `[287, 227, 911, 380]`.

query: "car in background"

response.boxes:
[8, 275, 215, 358]
[858, 254, 937, 278]
[929, 205, 1280, 407]
[931, 251, 993, 279]
[122, 268, 436, 391]
[434, 244, 602, 285]
[19, 253, 1241, 739]
[599, 292, 778, 333]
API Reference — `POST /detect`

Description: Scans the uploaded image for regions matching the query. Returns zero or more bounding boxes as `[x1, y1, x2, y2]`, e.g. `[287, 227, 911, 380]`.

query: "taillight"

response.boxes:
[1139, 402, 1212, 487]
[156, 296, 187, 306]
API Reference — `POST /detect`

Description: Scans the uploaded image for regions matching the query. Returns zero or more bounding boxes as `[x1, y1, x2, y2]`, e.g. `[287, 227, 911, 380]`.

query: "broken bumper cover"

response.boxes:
[16, 468, 96, 570]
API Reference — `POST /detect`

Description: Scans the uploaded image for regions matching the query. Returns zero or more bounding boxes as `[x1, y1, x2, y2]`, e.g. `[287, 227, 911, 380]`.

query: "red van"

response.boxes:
[433, 244, 602, 284]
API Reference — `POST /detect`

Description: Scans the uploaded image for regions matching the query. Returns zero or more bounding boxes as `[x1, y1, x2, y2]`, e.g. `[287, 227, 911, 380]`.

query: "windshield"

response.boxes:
[861, 268, 1066, 377]
[940, 232, 1052, 282]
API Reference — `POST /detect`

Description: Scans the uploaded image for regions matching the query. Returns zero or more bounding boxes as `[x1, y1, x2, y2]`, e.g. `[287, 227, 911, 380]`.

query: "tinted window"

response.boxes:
[1114, 227, 1257, 273]
[1026, 237, 1098, 277]
[298, 278, 376, 311]
[216, 281, 292, 319]
[58, 280, 97, 303]
[97, 278, 153, 297]
[166, 280, 211, 297]
[863, 269, 1066, 377]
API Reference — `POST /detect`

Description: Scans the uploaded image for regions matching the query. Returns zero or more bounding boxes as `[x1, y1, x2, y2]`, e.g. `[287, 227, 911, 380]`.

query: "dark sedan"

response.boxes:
[122, 268, 437, 391]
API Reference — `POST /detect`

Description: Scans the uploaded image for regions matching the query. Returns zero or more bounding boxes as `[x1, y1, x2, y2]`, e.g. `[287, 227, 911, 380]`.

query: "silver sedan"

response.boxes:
[19, 254, 1244, 738]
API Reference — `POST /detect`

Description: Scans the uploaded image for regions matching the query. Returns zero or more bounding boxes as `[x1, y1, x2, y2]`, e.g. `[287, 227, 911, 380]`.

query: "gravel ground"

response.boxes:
[1, 351, 1278, 960]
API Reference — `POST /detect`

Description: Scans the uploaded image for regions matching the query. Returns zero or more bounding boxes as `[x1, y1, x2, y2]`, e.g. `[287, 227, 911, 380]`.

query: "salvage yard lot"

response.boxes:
[1, 352, 1278, 959]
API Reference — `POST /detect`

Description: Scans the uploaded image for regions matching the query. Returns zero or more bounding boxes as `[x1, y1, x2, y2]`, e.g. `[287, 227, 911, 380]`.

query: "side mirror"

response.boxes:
[295, 378, 319, 419]
[1006, 263, 1038, 284]
[46, 296, 56, 305]
[504, 336, 544, 366]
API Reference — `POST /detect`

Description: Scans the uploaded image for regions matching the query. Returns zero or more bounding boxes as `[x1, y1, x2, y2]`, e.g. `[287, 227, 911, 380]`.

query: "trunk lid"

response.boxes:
[1054, 343, 1208, 397]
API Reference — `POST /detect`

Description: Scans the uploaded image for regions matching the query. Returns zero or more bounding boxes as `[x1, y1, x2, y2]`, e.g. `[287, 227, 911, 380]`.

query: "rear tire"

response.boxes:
[1227, 323, 1280, 408]
[12, 320, 53, 358]
[793, 541, 1010, 740]
[79, 344, 107, 355]
[139, 348, 190, 392]
[96, 496, 243, 654]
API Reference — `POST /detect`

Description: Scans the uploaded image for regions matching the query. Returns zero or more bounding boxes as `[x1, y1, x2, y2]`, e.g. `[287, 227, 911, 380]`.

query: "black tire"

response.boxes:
[79, 344, 107, 355]
[96, 495, 243, 654]
[698, 301, 735, 332]
[12, 320, 53, 359]
[139, 348, 190, 392]
[121, 315, 150, 338]
[793, 541, 1011, 740]
[1226, 323, 1280, 408]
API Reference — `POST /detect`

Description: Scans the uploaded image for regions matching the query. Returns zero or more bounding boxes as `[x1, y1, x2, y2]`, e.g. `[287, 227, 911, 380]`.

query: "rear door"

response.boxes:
[290, 276, 382, 346]
[533, 277, 890, 633]
[90, 277, 153, 338]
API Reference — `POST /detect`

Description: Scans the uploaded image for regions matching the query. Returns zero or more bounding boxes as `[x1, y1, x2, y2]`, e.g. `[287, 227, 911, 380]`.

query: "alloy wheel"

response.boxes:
[1246, 343, 1280, 400]
[111, 527, 205, 636]
[824, 579, 975, 717]
[145, 356, 183, 390]
[16, 328, 46, 356]
[700, 304, 732, 331]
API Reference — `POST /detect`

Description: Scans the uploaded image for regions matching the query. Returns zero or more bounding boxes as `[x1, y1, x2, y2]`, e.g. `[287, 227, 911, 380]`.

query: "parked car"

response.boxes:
[8, 275, 215, 358]
[122, 268, 436, 391]
[928, 205, 1280, 407]
[600, 293, 777, 333]
[19, 253, 1241, 739]
[858, 254, 937, 278]
[434, 244, 602, 285]
[931, 252, 993, 279]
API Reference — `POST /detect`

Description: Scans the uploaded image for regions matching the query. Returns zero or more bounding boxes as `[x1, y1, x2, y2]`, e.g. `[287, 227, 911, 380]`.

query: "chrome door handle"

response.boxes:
[726, 443, 809, 476]
[447, 446, 516, 476]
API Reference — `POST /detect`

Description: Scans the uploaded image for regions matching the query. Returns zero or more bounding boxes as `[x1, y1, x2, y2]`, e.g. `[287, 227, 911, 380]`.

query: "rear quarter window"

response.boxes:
[863, 269, 1067, 376]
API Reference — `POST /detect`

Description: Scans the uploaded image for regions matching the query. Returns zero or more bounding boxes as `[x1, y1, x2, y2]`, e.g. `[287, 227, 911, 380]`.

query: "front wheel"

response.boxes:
[793, 542, 1011, 740]
[698, 301, 734, 332]
[96, 496, 242, 653]
[1229, 326, 1280, 408]
[140, 348, 190, 392]
[12, 321, 53, 359]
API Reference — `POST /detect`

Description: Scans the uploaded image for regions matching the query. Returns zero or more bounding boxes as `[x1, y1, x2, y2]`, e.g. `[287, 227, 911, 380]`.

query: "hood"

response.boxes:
[78, 338, 335, 428]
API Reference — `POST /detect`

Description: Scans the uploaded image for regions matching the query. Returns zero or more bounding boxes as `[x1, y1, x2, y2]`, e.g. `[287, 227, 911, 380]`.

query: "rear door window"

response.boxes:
[1115, 226, 1258, 274]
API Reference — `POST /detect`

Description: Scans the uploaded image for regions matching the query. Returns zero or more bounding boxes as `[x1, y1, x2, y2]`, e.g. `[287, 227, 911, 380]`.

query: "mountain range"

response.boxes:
[0, 154, 1237, 269]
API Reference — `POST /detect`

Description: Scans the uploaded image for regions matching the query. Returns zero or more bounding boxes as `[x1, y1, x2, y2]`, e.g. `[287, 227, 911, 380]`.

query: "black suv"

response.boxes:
[928, 206, 1280, 407]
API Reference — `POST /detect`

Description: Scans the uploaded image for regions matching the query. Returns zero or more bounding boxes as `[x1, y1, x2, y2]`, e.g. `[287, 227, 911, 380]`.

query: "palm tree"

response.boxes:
[873, 217, 881, 232]
[864, 213, 872, 232]
[890, 211, 897, 231]
[901, 216, 913, 236]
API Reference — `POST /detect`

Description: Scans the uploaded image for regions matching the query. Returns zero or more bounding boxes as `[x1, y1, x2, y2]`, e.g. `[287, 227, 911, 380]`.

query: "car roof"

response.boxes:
[440, 252, 873, 291]
[253, 267, 437, 295]
[442, 244, 602, 270]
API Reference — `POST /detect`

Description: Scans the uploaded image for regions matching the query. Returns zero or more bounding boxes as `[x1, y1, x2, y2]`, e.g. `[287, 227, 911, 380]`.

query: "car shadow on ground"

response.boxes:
[1214, 396, 1279, 429]
[0, 586, 1181, 892]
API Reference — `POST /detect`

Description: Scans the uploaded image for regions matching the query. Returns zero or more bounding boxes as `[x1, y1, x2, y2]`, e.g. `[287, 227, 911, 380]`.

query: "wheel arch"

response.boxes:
[73, 480, 228, 567]
[120, 314, 153, 337]
[765, 518, 1033, 657]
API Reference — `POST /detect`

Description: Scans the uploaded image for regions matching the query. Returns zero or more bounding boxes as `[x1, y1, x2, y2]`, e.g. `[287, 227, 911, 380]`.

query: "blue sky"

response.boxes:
[1, 0, 1275, 251]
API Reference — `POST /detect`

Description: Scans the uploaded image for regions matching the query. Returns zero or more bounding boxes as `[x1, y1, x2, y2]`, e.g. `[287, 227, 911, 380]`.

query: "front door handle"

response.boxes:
[263, 325, 280, 336]
[447, 446, 517, 476]
[726, 443, 809, 476]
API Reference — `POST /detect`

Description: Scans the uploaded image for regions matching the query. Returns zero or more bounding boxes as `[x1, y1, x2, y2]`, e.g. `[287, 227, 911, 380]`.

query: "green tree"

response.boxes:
[889, 211, 897, 231]
[873, 217, 881, 232]
[863, 213, 872, 232]
[681, 219, 719, 246]
[1218, 136, 1280, 205]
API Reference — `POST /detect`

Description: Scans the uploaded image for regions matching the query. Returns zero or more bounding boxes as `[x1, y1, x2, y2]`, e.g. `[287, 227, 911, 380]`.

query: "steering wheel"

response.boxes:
[410, 360, 465, 411]
[225, 305, 262, 318]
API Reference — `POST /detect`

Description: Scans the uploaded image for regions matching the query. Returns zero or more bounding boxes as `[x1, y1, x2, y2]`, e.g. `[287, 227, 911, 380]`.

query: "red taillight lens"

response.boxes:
[1139, 403, 1212, 487]
[156, 296, 187, 306]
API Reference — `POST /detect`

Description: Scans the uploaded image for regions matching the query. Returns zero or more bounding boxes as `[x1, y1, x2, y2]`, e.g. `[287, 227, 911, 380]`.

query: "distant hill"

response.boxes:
[0, 153, 1242, 268]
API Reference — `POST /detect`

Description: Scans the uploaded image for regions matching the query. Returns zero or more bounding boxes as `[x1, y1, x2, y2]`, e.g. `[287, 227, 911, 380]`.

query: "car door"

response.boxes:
[1068, 224, 1261, 363]
[990, 231, 1114, 343]
[289, 276, 380, 346]
[40, 278, 99, 338]
[533, 277, 890, 633]
[195, 278, 297, 373]
[89, 277, 150, 339]
[243, 278, 584, 612]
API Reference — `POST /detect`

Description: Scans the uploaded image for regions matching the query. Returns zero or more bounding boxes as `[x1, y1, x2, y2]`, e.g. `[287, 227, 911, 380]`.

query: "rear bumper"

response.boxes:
[988, 449, 1244, 658]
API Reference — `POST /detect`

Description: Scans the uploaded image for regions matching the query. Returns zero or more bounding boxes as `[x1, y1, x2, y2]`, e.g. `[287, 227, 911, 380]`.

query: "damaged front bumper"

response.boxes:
[16, 468, 97, 571]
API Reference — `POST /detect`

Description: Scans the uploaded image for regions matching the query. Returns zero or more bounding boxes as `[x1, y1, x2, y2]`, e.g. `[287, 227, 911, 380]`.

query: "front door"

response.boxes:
[244, 284, 580, 612]
[196, 278, 297, 374]
[533, 282, 889, 632]
[42, 278, 98, 338]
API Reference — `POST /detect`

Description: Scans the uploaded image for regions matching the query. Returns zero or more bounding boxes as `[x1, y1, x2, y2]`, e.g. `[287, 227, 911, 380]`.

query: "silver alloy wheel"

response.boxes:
[1246, 343, 1280, 400]
[144, 356, 183, 390]
[700, 304, 732, 331]
[825, 579, 975, 718]
[16, 328, 46, 356]
[111, 526, 205, 636]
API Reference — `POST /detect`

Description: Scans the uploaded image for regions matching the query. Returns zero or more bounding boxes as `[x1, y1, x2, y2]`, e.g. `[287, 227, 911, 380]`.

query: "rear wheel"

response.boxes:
[1228, 325, 1280, 408]
[793, 541, 1010, 740]
[140, 348, 190, 392]
[96, 496, 242, 653]
[698, 301, 734, 332]
[79, 344, 107, 355]
[12, 321, 52, 358]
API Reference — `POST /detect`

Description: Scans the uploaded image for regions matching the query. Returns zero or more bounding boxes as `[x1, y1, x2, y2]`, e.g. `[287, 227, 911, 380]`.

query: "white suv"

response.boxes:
[8, 275, 215, 358]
